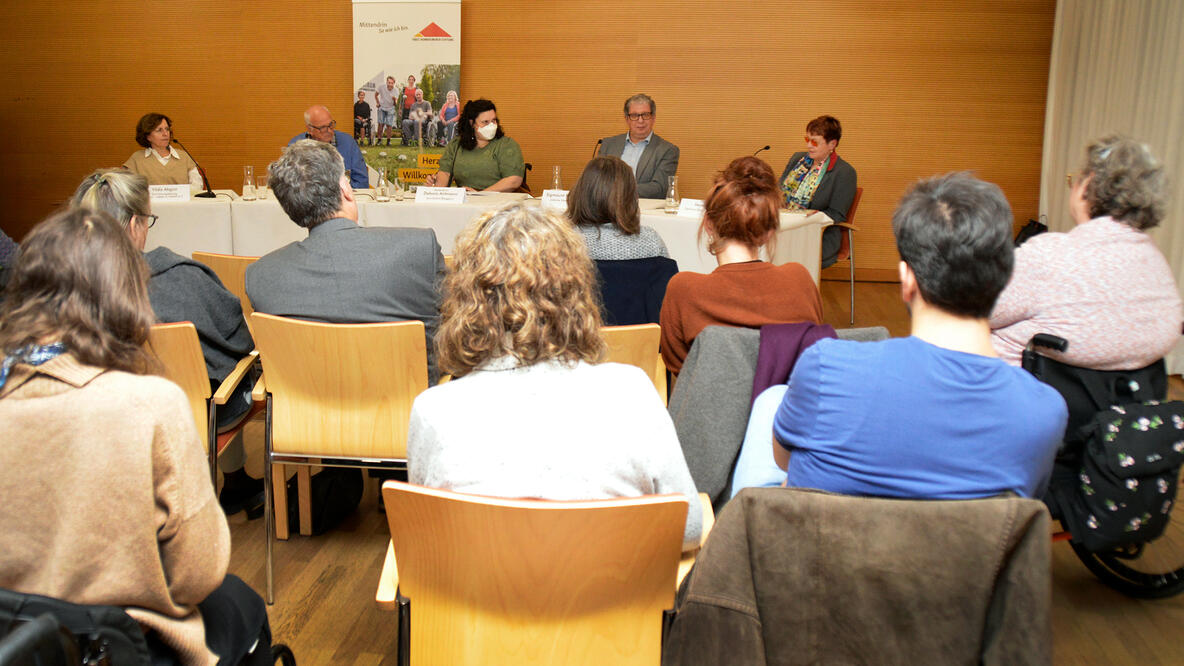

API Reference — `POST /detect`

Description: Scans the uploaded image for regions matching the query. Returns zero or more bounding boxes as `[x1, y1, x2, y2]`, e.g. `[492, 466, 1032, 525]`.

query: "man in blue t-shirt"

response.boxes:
[733, 172, 1067, 500]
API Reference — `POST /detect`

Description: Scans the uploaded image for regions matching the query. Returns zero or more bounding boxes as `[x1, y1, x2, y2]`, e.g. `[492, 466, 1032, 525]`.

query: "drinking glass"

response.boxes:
[242, 165, 256, 201]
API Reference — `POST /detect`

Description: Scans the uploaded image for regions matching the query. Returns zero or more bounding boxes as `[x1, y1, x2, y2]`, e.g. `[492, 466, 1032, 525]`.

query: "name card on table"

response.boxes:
[541, 189, 568, 212]
[415, 186, 467, 204]
[676, 198, 705, 219]
[149, 184, 191, 202]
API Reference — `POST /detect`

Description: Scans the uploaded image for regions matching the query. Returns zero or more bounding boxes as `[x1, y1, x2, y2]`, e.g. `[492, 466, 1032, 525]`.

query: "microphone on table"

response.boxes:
[753, 145, 771, 157]
[592, 138, 603, 158]
[171, 137, 217, 198]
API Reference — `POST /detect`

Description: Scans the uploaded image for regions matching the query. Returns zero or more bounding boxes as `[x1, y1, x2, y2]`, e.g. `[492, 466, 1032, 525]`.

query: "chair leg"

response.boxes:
[264, 395, 275, 605]
[208, 398, 218, 489]
[847, 231, 855, 326]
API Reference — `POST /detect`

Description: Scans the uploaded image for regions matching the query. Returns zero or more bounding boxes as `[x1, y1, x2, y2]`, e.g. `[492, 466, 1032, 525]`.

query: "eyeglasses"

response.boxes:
[805, 135, 825, 147]
[307, 120, 337, 132]
[138, 214, 159, 229]
[626, 113, 653, 122]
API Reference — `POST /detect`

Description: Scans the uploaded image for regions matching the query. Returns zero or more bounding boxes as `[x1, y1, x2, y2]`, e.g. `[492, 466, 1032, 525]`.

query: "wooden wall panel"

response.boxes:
[1, 0, 1054, 282]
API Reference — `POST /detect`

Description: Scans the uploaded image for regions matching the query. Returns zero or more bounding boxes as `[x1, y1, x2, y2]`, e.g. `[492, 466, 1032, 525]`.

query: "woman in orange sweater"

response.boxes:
[659, 156, 823, 374]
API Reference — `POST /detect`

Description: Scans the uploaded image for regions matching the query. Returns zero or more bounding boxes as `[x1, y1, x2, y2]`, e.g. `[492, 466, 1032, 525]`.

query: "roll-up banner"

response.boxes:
[353, 0, 461, 185]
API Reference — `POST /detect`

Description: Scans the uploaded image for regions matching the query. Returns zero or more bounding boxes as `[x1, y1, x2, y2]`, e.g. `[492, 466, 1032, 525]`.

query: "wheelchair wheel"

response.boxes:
[1068, 470, 1184, 599]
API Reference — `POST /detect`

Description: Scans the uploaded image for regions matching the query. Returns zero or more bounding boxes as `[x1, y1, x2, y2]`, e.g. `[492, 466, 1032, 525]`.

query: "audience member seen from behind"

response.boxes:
[0, 208, 272, 665]
[659, 156, 822, 374]
[732, 172, 1067, 499]
[990, 135, 1183, 369]
[71, 168, 261, 519]
[568, 156, 670, 260]
[122, 112, 202, 189]
[246, 139, 445, 383]
[406, 203, 702, 551]
[780, 115, 857, 268]
[424, 98, 525, 192]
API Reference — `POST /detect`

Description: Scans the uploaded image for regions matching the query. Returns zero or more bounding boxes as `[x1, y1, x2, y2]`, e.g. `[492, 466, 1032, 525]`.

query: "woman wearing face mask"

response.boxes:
[424, 98, 525, 192]
[780, 115, 857, 268]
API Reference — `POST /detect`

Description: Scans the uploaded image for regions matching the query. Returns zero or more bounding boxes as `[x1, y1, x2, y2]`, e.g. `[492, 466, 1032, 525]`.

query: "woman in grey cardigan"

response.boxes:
[406, 203, 702, 551]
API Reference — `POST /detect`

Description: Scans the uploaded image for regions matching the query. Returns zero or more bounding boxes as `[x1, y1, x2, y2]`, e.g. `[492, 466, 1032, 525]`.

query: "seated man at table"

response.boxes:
[288, 105, 369, 189]
[732, 172, 1067, 500]
[598, 93, 679, 199]
[247, 139, 444, 384]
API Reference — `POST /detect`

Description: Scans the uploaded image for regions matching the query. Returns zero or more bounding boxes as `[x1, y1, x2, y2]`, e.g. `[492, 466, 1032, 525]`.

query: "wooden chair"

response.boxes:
[829, 186, 862, 325]
[375, 482, 687, 666]
[601, 323, 667, 404]
[250, 313, 429, 604]
[191, 252, 260, 317]
[147, 322, 260, 486]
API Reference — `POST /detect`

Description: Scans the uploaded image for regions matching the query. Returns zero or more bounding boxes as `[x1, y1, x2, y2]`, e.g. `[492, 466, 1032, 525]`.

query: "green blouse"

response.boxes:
[438, 135, 525, 190]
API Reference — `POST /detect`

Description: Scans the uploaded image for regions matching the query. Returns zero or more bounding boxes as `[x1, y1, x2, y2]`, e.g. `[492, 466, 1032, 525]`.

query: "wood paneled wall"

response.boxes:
[0, 1, 1054, 280]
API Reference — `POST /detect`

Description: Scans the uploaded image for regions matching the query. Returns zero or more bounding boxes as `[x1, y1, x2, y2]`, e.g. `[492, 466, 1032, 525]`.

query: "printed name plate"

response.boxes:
[676, 198, 705, 219]
[149, 184, 191, 201]
[541, 189, 568, 212]
[415, 186, 467, 204]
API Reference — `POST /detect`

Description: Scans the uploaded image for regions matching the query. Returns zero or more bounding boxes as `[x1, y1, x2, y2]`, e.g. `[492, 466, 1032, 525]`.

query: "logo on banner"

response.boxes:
[413, 22, 453, 40]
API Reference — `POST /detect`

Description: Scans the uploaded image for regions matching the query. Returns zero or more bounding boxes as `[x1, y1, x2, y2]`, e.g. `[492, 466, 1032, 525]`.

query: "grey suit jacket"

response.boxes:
[599, 132, 680, 199]
[245, 217, 445, 383]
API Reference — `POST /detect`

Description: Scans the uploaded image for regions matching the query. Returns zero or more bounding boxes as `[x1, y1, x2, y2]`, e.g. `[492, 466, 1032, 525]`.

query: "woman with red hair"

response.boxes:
[659, 156, 823, 374]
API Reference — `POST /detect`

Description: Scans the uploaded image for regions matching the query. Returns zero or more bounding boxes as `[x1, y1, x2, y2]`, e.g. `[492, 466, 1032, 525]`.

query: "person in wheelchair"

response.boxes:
[353, 90, 372, 146]
[0, 209, 274, 665]
[991, 135, 1182, 369]
[732, 172, 1068, 499]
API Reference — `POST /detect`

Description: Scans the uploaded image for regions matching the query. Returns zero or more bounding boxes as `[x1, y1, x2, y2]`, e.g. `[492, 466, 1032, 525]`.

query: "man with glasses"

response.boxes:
[598, 94, 679, 199]
[288, 104, 369, 189]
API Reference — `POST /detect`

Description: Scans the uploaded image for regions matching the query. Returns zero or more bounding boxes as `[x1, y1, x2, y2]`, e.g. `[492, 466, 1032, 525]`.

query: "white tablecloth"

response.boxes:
[147, 190, 830, 280]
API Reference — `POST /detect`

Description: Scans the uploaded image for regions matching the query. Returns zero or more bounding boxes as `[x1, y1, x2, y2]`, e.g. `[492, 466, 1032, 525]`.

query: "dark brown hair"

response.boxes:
[0, 208, 156, 374]
[805, 115, 842, 144]
[566, 156, 642, 235]
[700, 156, 781, 254]
[135, 112, 171, 149]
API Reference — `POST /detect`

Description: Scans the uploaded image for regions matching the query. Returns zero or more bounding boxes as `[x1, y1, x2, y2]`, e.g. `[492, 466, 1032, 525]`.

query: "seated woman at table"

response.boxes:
[568, 156, 669, 260]
[990, 135, 1183, 369]
[423, 98, 524, 192]
[0, 208, 272, 665]
[71, 169, 261, 517]
[780, 115, 857, 268]
[660, 156, 823, 375]
[123, 112, 203, 189]
[407, 203, 702, 552]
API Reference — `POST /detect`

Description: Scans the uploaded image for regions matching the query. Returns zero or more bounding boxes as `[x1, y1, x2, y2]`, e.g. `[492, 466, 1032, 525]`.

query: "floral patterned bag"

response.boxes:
[1056, 400, 1184, 552]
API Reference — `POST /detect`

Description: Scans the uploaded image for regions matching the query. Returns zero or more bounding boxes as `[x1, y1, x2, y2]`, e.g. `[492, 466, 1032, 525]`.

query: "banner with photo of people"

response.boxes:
[352, 0, 461, 185]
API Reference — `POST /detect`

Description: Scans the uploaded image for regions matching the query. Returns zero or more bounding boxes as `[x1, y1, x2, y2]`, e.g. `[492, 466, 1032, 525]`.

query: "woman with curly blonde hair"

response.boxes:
[407, 203, 702, 551]
[990, 135, 1182, 369]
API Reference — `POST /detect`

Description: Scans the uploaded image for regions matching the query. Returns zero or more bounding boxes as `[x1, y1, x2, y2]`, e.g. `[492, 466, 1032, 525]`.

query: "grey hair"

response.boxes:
[269, 139, 345, 229]
[623, 93, 655, 115]
[1081, 134, 1167, 230]
[70, 169, 150, 227]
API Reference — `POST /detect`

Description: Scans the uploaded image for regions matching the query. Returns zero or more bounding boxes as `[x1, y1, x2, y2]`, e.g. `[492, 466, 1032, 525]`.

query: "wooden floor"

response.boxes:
[227, 279, 1184, 665]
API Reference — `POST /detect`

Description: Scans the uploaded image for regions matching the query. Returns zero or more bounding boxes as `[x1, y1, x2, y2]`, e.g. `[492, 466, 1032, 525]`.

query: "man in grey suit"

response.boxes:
[598, 93, 679, 199]
[246, 139, 445, 383]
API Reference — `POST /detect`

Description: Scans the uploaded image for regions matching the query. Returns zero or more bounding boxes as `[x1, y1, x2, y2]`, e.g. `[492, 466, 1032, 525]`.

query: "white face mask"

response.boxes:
[476, 122, 498, 141]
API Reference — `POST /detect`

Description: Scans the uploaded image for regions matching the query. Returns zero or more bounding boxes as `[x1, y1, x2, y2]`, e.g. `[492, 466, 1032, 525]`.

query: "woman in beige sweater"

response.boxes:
[0, 208, 271, 665]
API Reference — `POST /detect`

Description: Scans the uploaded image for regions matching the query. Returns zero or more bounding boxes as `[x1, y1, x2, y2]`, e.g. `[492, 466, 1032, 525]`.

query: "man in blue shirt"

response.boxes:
[597, 94, 679, 199]
[288, 105, 369, 189]
[733, 172, 1067, 500]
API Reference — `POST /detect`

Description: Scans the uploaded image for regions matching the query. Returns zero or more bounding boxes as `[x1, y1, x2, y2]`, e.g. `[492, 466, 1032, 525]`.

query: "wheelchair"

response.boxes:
[1023, 333, 1184, 598]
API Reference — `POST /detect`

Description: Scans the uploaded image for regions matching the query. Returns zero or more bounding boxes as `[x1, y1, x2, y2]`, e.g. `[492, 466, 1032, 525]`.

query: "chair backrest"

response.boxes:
[663, 488, 1052, 665]
[602, 324, 665, 401]
[595, 257, 679, 326]
[148, 322, 212, 448]
[250, 313, 428, 458]
[835, 186, 863, 261]
[382, 482, 686, 666]
[191, 252, 259, 317]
